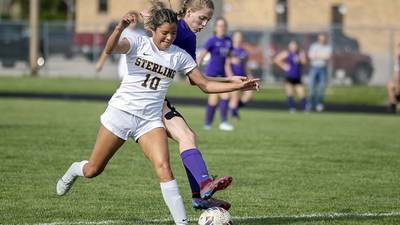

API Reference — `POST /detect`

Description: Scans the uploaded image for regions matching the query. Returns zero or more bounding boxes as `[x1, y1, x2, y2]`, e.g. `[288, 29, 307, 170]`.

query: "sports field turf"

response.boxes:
[0, 97, 399, 225]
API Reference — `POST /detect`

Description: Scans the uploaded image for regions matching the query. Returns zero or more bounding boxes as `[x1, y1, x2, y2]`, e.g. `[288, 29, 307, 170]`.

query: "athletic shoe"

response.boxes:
[200, 176, 233, 199]
[218, 122, 234, 131]
[203, 124, 212, 130]
[56, 172, 77, 196]
[192, 197, 231, 210]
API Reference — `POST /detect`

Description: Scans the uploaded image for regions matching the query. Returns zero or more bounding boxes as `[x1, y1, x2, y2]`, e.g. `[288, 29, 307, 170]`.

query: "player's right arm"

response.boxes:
[273, 50, 289, 71]
[187, 67, 260, 93]
[104, 11, 137, 55]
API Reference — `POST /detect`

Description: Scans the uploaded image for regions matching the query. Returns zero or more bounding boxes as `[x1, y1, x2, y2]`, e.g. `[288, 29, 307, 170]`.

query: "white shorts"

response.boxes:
[100, 105, 164, 141]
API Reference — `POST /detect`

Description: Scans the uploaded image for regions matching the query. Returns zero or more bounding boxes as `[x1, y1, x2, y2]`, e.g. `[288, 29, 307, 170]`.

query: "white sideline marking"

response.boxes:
[23, 211, 400, 225]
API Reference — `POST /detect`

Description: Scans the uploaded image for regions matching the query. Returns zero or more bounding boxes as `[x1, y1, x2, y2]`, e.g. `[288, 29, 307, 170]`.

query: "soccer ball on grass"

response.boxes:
[198, 207, 234, 225]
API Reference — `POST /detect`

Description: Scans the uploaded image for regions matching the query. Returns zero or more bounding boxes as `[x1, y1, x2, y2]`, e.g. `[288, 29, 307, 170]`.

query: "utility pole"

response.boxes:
[30, 0, 39, 76]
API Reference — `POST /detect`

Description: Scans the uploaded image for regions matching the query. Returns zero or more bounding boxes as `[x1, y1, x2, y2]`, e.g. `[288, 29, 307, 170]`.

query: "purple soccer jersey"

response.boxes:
[286, 50, 303, 79]
[173, 19, 197, 60]
[230, 47, 248, 76]
[203, 35, 232, 77]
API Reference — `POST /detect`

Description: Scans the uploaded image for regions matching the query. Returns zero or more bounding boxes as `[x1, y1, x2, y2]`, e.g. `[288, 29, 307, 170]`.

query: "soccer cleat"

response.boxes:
[192, 197, 231, 210]
[56, 172, 77, 196]
[218, 122, 234, 131]
[200, 176, 233, 199]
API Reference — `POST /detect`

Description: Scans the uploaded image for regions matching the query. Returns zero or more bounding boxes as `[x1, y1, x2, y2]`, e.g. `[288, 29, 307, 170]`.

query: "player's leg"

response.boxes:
[218, 92, 234, 131]
[162, 101, 232, 210]
[387, 80, 397, 113]
[138, 127, 187, 225]
[229, 90, 241, 120]
[296, 83, 308, 111]
[56, 125, 125, 196]
[205, 94, 219, 129]
[239, 89, 254, 108]
[285, 82, 295, 112]
[308, 67, 318, 110]
[316, 68, 328, 112]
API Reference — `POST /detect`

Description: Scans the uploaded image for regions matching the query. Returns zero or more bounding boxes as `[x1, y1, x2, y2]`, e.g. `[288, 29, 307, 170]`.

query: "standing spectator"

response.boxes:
[308, 33, 332, 112]
[197, 17, 234, 131]
[227, 30, 254, 120]
[387, 43, 400, 113]
[274, 40, 307, 112]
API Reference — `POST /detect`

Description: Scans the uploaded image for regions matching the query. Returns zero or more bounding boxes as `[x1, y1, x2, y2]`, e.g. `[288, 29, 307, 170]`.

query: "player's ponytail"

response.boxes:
[146, 0, 178, 31]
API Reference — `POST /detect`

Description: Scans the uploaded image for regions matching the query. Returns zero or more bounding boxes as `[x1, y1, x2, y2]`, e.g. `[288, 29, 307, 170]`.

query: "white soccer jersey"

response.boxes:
[108, 35, 197, 121]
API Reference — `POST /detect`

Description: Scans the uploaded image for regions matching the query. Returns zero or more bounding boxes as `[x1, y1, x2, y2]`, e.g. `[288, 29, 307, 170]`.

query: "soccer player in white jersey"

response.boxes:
[56, 7, 259, 225]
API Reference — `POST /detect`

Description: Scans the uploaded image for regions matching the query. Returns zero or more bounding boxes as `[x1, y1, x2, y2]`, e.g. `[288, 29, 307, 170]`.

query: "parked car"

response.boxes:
[240, 30, 374, 84]
[43, 24, 75, 58]
[270, 31, 374, 84]
[73, 22, 117, 62]
[0, 22, 45, 68]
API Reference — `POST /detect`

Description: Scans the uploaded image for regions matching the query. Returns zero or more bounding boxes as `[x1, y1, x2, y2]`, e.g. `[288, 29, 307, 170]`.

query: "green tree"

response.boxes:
[19, 0, 67, 20]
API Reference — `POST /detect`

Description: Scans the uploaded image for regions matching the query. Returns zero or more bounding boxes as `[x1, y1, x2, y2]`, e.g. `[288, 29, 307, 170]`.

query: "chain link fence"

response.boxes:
[0, 21, 398, 85]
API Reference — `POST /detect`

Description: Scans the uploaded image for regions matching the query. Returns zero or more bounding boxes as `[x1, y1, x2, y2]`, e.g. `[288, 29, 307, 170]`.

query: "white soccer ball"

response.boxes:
[198, 207, 234, 225]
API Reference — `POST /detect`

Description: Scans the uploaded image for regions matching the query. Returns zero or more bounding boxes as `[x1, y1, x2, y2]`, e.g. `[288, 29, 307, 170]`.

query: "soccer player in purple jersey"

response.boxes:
[227, 31, 254, 120]
[197, 17, 235, 131]
[274, 40, 308, 112]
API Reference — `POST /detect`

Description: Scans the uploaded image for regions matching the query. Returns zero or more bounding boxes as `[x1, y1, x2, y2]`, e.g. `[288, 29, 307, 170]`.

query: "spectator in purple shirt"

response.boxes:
[227, 30, 254, 120]
[274, 40, 308, 112]
[197, 17, 235, 131]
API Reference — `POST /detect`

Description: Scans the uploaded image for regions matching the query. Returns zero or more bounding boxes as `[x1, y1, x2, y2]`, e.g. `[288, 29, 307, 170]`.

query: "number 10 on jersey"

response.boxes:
[141, 74, 161, 90]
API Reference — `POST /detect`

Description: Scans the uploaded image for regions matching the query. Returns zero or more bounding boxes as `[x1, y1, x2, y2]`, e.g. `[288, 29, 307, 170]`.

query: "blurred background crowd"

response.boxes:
[0, 0, 400, 111]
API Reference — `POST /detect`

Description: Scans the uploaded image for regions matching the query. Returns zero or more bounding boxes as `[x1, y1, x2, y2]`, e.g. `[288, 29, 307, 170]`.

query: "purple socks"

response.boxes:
[287, 96, 295, 109]
[219, 99, 229, 123]
[180, 148, 210, 197]
[205, 104, 216, 126]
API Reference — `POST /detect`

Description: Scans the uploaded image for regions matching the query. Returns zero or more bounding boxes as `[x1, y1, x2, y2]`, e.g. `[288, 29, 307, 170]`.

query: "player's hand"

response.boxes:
[240, 78, 261, 91]
[119, 11, 138, 29]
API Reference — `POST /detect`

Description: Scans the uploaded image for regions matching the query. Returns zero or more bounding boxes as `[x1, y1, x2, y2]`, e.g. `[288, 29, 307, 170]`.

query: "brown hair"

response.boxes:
[146, 0, 178, 31]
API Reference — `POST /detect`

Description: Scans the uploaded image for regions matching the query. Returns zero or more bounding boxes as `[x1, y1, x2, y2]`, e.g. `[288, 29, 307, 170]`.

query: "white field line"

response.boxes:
[12, 211, 400, 225]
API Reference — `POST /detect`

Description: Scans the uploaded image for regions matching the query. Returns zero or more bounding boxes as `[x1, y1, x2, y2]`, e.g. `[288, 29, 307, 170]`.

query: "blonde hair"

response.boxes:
[178, 0, 214, 18]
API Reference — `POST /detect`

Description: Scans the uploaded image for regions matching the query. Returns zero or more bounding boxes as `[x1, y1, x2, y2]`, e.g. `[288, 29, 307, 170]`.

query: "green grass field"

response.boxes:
[0, 97, 399, 225]
[0, 76, 388, 105]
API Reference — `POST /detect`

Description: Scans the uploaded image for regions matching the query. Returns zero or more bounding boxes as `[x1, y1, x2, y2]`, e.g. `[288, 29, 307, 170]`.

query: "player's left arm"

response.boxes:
[187, 67, 260, 93]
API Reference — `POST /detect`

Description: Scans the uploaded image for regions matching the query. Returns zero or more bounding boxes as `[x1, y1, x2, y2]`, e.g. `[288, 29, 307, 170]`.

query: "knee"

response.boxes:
[175, 127, 197, 145]
[83, 163, 104, 178]
[154, 161, 173, 181]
